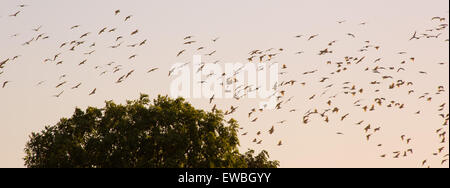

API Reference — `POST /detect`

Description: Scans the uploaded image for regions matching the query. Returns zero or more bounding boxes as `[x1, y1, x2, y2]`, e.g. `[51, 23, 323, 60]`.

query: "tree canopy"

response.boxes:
[24, 94, 280, 168]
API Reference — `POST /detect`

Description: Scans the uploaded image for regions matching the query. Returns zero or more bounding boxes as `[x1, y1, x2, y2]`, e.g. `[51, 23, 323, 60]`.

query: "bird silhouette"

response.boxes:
[9, 11, 21, 17]
[71, 83, 82, 89]
[147, 68, 159, 73]
[308, 34, 319, 41]
[53, 91, 64, 98]
[131, 30, 139, 35]
[89, 88, 97, 96]
[410, 31, 420, 40]
[125, 15, 132, 22]
[2, 81, 10, 88]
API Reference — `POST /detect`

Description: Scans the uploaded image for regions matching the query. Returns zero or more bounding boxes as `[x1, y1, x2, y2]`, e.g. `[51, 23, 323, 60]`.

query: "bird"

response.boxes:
[406, 138, 412, 144]
[55, 81, 67, 88]
[206, 51, 217, 56]
[131, 30, 139, 35]
[80, 32, 90, 38]
[85, 50, 95, 55]
[364, 125, 371, 133]
[36, 81, 46, 86]
[32, 26, 42, 32]
[177, 50, 186, 57]
[341, 113, 350, 121]
[432, 17, 442, 21]
[9, 11, 21, 17]
[71, 83, 82, 89]
[53, 91, 64, 98]
[374, 127, 381, 132]
[139, 40, 147, 46]
[410, 31, 420, 40]
[269, 126, 275, 134]
[184, 41, 196, 45]
[98, 27, 107, 35]
[108, 28, 117, 33]
[277, 141, 283, 146]
[147, 68, 159, 73]
[70, 25, 80, 30]
[422, 160, 427, 166]
[129, 54, 137, 59]
[209, 95, 215, 104]
[308, 34, 319, 41]
[0, 59, 9, 67]
[2, 81, 10, 88]
[59, 75, 67, 80]
[78, 59, 88, 66]
[126, 70, 135, 78]
[183, 36, 194, 40]
[89, 88, 97, 96]
[125, 15, 132, 22]
[212, 37, 220, 42]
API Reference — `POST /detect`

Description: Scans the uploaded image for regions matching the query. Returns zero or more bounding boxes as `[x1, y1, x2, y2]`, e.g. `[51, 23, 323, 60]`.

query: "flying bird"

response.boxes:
[269, 126, 275, 135]
[177, 50, 186, 57]
[410, 31, 420, 40]
[80, 32, 90, 38]
[55, 81, 67, 88]
[209, 95, 215, 104]
[308, 34, 319, 41]
[2, 81, 10, 88]
[131, 30, 139, 35]
[89, 88, 97, 96]
[53, 91, 64, 98]
[71, 83, 82, 89]
[125, 15, 132, 22]
[98, 27, 107, 35]
[277, 141, 283, 146]
[147, 68, 159, 73]
[70, 25, 80, 30]
[9, 11, 21, 17]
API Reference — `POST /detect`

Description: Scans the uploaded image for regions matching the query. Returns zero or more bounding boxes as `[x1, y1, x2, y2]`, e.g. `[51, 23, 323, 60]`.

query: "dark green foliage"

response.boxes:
[24, 94, 279, 168]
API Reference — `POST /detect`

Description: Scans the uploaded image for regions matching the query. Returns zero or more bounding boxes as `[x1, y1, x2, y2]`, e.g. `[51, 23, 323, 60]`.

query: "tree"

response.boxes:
[24, 94, 280, 168]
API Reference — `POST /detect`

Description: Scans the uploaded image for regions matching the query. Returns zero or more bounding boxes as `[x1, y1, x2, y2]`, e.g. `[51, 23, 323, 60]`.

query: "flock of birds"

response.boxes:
[1, 4, 449, 168]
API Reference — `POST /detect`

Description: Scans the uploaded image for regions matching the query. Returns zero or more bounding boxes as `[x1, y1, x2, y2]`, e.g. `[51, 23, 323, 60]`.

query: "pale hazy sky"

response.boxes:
[0, 0, 449, 168]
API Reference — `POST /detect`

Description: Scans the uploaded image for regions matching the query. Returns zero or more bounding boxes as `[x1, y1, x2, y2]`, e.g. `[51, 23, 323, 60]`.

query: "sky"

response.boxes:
[0, 0, 449, 168]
